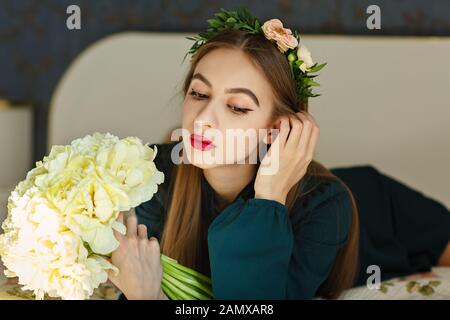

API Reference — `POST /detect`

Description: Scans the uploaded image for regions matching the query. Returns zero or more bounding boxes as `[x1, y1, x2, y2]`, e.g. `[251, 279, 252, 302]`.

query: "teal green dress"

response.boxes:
[123, 142, 450, 299]
[132, 142, 352, 299]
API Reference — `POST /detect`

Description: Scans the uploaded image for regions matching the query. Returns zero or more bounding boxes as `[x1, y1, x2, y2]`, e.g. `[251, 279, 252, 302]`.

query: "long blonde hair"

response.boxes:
[161, 29, 359, 299]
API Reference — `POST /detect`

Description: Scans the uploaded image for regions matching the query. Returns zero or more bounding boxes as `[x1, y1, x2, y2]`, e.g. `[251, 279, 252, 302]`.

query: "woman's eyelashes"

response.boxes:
[188, 89, 253, 115]
[227, 104, 251, 114]
[189, 89, 208, 100]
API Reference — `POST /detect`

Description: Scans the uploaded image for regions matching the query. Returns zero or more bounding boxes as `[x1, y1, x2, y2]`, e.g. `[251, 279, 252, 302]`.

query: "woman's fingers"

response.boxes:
[279, 111, 319, 164]
[300, 111, 320, 146]
[277, 117, 290, 148]
[107, 268, 119, 288]
[303, 111, 319, 127]
[265, 117, 288, 162]
[295, 112, 314, 153]
[137, 224, 148, 240]
[126, 215, 138, 237]
[117, 212, 124, 224]
[285, 114, 303, 148]
[113, 212, 125, 241]
[148, 237, 161, 258]
[307, 116, 320, 161]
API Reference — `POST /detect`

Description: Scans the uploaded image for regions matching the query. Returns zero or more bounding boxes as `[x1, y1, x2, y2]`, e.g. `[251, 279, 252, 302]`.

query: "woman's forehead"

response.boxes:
[194, 49, 269, 89]
[192, 48, 274, 106]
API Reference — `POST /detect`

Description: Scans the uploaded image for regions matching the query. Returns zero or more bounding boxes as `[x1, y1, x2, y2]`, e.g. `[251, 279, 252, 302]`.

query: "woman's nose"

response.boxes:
[193, 120, 213, 133]
[193, 103, 216, 132]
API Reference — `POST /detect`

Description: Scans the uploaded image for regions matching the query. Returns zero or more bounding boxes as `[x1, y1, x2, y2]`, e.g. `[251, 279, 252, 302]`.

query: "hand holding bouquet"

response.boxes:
[0, 132, 214, 300]
[107, 212, 214, 300]
[0, 133, 164, 299]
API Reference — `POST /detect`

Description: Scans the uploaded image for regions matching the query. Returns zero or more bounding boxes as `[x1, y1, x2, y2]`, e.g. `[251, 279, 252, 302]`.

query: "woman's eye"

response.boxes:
[189, 89, 208, 99]
[228, 105, 251, 114]
[189, 90, 251, 115]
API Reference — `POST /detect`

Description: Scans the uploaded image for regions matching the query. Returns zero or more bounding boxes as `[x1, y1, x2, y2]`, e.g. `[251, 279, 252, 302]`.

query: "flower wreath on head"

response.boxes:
[183, 7, 327, 105]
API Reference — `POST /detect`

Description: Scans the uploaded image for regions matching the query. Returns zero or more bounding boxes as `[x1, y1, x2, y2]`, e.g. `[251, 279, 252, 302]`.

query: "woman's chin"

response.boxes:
[181, 141, 254, 168]
[187, 152, 221, 169]
[183, 146, 220, 169]
[190, 162, 220, 170]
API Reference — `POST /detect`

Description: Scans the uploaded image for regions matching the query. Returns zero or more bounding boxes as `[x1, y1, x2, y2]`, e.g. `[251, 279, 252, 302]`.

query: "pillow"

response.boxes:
[339, 267, 450, 300]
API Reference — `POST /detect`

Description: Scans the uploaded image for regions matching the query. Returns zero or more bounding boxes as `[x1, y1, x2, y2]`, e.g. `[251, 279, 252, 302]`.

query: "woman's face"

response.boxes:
[181, 48, 276, 169]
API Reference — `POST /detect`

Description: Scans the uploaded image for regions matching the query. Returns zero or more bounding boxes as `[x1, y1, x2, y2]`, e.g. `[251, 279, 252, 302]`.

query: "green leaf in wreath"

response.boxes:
[309, 63, 327, 73]
[254, 19, 261, 32]
[295, 60, 304, 68]
[207, 19, 223, 29]
[214, 12, 228, 21]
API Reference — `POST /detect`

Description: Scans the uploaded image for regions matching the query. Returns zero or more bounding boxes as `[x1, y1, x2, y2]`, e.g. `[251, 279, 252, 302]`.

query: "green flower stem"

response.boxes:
[162, 262, 213, 297]
[161, 281, 178, 300]
[162, 273, 211, 300]
[161, 277, 196, 300]
[161, 254, 177, 264]
[161, 254, 212, 285]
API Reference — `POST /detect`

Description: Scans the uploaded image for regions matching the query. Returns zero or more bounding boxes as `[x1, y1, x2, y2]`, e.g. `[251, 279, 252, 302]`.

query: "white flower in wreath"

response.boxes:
[297, 45, 314, 72]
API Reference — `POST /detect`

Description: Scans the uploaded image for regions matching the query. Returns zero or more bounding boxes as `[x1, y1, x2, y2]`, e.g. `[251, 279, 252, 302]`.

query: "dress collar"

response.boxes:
[201, 172, 256, 219]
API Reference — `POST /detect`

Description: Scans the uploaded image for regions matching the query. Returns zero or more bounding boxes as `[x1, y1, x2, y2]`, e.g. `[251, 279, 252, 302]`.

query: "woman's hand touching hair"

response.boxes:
[254, 111, 320, 205]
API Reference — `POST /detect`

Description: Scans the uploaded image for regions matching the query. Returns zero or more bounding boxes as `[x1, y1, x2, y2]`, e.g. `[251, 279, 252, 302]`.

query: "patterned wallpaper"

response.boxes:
[0, 0, 449, 162]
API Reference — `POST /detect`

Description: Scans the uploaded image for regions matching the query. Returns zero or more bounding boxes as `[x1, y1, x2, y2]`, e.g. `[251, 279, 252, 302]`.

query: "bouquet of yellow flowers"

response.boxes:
[0, 133, 164, 299]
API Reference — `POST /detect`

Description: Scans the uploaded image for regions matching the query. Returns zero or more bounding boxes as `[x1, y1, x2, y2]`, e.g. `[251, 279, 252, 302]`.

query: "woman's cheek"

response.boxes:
[181, 103, 195, 129]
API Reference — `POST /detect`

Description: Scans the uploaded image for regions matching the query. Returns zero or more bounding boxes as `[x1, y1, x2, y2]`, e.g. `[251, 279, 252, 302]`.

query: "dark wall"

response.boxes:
[0, 0, 449, 163]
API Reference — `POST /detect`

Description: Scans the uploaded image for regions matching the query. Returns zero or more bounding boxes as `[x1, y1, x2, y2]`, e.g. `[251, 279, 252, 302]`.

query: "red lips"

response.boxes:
[190, 134, 215, 151]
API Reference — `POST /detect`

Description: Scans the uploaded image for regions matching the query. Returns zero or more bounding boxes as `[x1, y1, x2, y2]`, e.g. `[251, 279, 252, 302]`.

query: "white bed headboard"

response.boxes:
[48, 32, 450, 208]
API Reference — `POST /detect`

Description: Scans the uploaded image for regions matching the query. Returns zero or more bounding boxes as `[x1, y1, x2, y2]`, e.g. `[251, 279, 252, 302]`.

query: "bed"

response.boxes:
[2, 267, 450, 300]
[1, 32, 449, 300]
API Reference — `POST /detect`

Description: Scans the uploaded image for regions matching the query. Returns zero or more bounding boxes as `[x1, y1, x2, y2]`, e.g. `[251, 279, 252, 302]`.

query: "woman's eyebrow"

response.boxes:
[224, 88, 260, 107]
[192, 72, 260, 107]
[192, 73, 212, 87]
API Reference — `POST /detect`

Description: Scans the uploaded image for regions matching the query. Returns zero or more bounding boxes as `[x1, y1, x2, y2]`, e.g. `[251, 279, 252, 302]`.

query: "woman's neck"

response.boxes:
[203, 164, 258, 208]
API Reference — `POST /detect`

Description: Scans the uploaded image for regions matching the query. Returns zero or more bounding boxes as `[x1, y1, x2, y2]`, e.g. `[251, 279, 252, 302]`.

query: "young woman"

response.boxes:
[107, 12, 450, 300]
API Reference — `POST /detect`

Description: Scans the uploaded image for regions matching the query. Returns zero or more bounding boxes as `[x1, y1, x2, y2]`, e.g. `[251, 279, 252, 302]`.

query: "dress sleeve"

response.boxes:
[207, 181, 353, 300]
[207, 197, 294, 299]
[286, 185, 353, 299]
